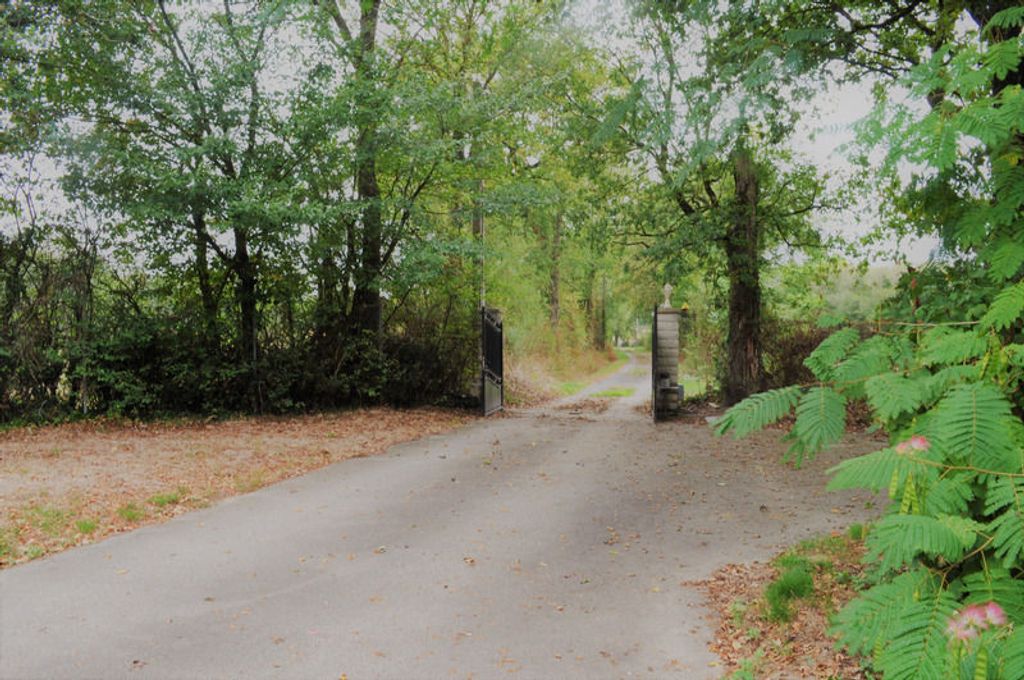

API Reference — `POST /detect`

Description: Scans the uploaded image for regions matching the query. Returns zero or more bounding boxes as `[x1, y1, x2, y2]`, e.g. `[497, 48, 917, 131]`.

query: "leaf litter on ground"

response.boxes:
[689, 531, 872, 679]
[0, 408, 471, 567]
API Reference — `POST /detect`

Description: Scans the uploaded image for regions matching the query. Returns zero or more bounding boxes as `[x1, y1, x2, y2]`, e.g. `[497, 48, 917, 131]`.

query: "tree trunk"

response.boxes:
[472, 179, 485, 306]
[724, 144, 764, 405]
[549, 212, 562, 330]
[233, 227, 260, 410]
[351, 0, 383, 338]
[192, 210, 218, 347]
[352, 144, 382, 336]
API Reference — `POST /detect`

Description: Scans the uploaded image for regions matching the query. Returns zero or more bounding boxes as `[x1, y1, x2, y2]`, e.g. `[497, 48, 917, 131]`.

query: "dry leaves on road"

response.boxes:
[0, 407, 471, 567]
[556, 398, 610, 414]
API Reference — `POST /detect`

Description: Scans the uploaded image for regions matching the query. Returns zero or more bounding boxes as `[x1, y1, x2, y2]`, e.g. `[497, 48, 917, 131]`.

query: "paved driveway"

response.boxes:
[0, 355, 877, 679]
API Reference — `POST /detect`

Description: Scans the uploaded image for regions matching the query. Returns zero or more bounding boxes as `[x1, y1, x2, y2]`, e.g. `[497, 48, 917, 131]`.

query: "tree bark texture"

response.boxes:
[191, 210, 219, 347]
[233, 227, 261, 410]
[549, 212, 562, 330]
[724, 144, 764, 405]
[351, 0, 383, 338]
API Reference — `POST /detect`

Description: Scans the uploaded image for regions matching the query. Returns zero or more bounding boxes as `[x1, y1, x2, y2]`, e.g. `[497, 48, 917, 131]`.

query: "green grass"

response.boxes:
[593, 387, 635, 398]
[28, 505, 70, 536]
[680, 376, 707, 398]
[764, 566, 814, 622]
[116, 503, 145, 522]
[234, 471, 266, 493]
[75, 519, 98, 534]
[730, 599, 749, 627]
[147, 488, 186, 508]
[24, 545, 44, 560]
[558, 381, 586, 396]
[775, 553, 812, 572]
[726, 650, 765, 680]
[0, 525, 17, 559]
[557, 348, 632, 396]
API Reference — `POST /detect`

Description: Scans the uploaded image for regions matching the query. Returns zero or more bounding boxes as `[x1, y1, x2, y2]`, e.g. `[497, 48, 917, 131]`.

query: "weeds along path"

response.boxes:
[0, 359, 880, 679]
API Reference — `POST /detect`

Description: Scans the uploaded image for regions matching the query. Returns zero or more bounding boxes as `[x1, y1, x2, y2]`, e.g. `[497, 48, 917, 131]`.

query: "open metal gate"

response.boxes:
[651, 305, 659, 422]
[481, 306, 503, 416]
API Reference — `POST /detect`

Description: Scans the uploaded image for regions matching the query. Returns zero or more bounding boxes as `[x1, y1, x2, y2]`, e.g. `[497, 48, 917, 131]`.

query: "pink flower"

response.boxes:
[947, 618, 979, 641]
[909, 435, 930, 451]
[961, 605, 987, 628]
[947, 601, 1009, 642]
[895, 435, 930, 453]
[984, 602, 1007, 626]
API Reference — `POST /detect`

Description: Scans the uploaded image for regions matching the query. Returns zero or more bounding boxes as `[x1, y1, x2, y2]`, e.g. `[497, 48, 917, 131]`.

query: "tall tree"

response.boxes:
[588, 2, 828, 402]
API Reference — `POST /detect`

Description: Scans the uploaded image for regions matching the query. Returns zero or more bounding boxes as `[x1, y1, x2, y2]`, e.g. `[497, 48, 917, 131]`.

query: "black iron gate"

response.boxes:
[481, 306, 503, 416]
[651, 305, 659, 423]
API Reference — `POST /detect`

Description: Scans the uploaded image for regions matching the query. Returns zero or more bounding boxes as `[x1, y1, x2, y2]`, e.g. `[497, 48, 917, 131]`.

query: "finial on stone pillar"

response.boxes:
[662, 283, 673, 309]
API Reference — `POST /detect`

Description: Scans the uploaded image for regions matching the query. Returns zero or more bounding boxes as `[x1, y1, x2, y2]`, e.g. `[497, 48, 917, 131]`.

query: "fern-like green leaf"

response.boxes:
[834, 335, 897, 399]
[865, 372, 926, 422]
[787, 387, 846, 465]
[984, 477, 1024, 568]
[828, 447, 937, 493]
[920, 327, 988, 367]
[934, 383, 1020, 471]
[985, 237, 1024, 281]
[923, 365, 980, 403]
[1002, 343, 1024, 367]
[999, 627, 1024, 680]
[832, 571, 929, 657]
[983, 39, 1023, 81]
[985, 6, 1024, 32]
[876, 589, 960, 680]
[804, 327, 860, 381]
[922, 474, 974, 516]
[816, 312, 846, 328]
[714, 385, 801, 438]
[961, 567, 1024, 623]
[867, 514, 979, 573]
[981, 281, 1024, 331]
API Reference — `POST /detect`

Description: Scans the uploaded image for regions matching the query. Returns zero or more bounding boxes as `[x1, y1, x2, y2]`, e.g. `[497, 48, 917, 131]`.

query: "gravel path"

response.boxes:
[0, 354, 878, 679]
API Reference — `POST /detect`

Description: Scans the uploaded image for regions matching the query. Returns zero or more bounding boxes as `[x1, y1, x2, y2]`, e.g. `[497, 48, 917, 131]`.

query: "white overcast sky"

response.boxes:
[792, 81, 940, 265]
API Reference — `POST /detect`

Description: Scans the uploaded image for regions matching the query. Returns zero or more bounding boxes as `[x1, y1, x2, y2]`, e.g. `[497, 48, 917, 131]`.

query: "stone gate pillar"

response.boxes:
[653, 285, 681, 420]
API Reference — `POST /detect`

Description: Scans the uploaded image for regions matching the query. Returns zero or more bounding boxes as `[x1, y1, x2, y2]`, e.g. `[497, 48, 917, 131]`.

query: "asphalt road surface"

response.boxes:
[0, 354, 877, 679]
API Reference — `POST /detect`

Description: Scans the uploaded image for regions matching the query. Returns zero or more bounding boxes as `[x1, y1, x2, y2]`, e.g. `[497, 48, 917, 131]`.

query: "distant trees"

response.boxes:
[585, 2, 830, 403]
[0, 0, 636, 420]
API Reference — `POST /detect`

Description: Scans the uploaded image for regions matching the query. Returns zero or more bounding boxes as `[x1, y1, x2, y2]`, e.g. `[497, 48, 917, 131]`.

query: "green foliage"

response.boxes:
[764, 564, 814, 622]
[867, 514, 980, 574]
[803, 327, 860, 381]
[982, 282, 1024, 332]
[921, 328, 989, 367]
[2, 0, 633, 419]
[786, 387, 846, 464]
[714, 385, 800, 438]
[864, 373, 924, 421]
[717, 10, 1024, 667]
